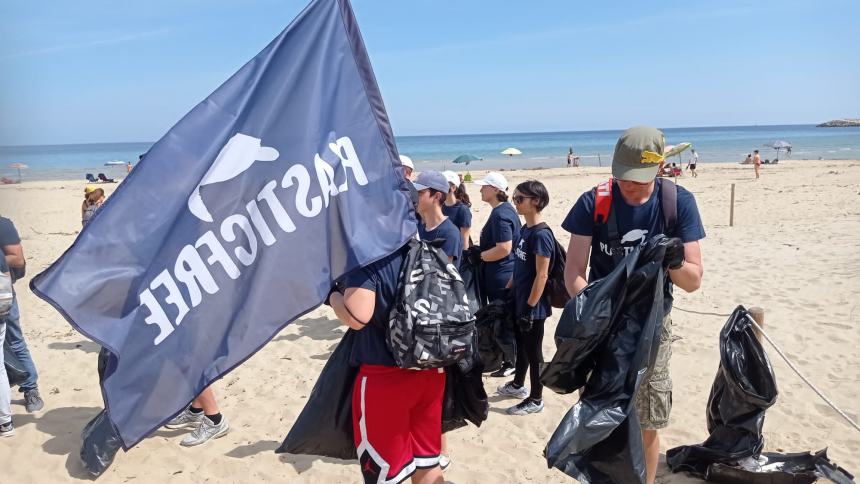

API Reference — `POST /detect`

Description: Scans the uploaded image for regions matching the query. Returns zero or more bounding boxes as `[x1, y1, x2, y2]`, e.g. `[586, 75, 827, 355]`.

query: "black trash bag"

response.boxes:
[542, 236, 672, 484]
[4, 342, 30, 387]
[665, 306, 778, 475]
[474, 300, 512, 372]
[277, 330, 359, 460]
[80, 348, 123, 477]
[459, 246, 484, 315]
[705, 448, 854, 484]
[442, 359, 488, 433]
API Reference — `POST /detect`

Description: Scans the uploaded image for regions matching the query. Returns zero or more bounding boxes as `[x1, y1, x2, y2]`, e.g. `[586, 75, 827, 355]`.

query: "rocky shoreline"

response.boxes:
[817, 118, 860, 127]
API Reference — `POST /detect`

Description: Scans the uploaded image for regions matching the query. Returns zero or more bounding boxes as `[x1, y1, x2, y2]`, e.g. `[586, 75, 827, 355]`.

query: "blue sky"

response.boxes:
[1, 0, 857, 145]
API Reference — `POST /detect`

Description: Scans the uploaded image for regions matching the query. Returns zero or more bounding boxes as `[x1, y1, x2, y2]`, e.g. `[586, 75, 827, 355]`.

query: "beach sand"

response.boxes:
[1, 159, 859, 483]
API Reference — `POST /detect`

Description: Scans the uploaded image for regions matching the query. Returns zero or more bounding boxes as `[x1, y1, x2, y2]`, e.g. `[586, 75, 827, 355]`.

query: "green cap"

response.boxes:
[611, 126, 666, 182]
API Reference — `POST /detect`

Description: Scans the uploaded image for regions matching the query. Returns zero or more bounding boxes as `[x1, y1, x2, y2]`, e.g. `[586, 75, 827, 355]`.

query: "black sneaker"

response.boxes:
[506, 398, 544, 416]
[489, 363, 515, 378]
[0, 421, 13, 437]
[24, 389, 44, 413]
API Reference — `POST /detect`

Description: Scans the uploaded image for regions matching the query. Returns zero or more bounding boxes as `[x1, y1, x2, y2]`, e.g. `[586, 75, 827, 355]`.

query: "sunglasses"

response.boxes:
[512, 195, 535, 204]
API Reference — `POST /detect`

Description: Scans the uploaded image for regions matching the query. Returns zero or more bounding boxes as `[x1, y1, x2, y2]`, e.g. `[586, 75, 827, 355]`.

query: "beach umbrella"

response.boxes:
[8, 162, 27, 181]
[104, 160, 125, 166]
[765, 140, 792, 160]
[501, 147, 522, 156]
[664, 142, 692, 158]
[452, 154, 482, 165]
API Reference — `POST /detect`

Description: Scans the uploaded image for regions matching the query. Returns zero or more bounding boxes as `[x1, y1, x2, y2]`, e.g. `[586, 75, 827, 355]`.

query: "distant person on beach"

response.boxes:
[687, 149, 698, 177]
[0, 255, 13, 437]
[164, 387, 230, 446]
[82, 186, 105, 227]
[126, 161, 133, 173]
[442, 171, 472, 249]
[1, 215, 44, 413]
[744, 153, 752, 164]
[415, 171, 462, 269]
[474, 172, 521, 377]
[562, 126, 705, 484]
[497, 180, 554, 416]
[329, 243, 445, 484]
[753, 149, 762, 179]
[567, 147, 579, 168]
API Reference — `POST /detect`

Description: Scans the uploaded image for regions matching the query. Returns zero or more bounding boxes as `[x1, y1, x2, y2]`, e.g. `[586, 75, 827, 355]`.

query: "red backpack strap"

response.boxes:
[593, 177, 613, 224]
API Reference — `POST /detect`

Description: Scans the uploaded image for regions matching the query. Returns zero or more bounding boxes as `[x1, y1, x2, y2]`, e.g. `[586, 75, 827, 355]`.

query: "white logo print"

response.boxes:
[515, 238, 527, 261]
[621, 229, 648, 246]
[188, 133, 280, 222]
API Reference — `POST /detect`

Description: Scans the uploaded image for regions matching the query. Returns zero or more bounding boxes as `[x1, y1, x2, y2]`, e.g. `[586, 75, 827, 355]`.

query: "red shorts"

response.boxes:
[352, 364, 445, 484]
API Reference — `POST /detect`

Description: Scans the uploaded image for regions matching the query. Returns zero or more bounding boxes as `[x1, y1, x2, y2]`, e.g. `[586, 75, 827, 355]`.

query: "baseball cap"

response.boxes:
[399, 155, 414, 170]
[611, 126, 666, 183]
[473, 171, 508, 191]
[442, 170, 460, 186]
[412, 170, 450, 192]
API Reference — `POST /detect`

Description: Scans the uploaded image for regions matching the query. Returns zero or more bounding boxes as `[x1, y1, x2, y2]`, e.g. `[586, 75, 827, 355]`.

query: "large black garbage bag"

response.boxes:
[277, 330, 359, 460]
[81, 348, 123, 477]
[704, 448, 854, 484]
[542, 236, 672, 484]
[459, 247, 484, 315]
[474, 299, 516, 373]
[665, 306, 778, 474]
[442, 359, 489, 433]
[4, 343, 30, 387]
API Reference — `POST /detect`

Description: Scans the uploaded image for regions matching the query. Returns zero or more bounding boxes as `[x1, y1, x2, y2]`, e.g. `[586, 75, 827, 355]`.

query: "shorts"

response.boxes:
[353, 365, 445, 484]
[635, 315, 673, 430]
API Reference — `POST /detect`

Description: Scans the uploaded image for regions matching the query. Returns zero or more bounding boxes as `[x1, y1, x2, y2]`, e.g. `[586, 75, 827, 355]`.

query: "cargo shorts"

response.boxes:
[635, 315, 673, 430]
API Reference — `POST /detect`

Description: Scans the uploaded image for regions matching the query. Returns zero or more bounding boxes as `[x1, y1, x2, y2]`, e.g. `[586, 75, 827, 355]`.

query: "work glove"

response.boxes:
[663, 237, 685, 270]
[517, 307, 535, 332]
[466, 246, 482, 266]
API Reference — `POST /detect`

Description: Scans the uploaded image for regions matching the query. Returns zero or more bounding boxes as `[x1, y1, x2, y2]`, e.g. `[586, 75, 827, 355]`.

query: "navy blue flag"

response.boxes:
[31, 0, 416, 448]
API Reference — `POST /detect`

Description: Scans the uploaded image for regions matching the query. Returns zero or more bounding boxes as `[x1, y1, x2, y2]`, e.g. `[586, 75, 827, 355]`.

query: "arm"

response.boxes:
[564, 234, 591, 296]
[330, 286, 376, 331]
[481, 240, 512, 262]
[460, 227, 471, 249]
[668, 240, 703, 292]
[3, 243, 25, 269]
[527, 255, 551, 307]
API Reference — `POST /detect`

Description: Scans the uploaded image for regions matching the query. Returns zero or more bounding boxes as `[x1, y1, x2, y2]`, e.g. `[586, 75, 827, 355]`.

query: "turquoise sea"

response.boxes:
[2, 124, 859, 181]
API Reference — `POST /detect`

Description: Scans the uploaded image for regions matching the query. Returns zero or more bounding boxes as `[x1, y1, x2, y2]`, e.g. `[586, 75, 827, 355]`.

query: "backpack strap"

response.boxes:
[593, 177, 613, 225]
[659, 178, 678, 237]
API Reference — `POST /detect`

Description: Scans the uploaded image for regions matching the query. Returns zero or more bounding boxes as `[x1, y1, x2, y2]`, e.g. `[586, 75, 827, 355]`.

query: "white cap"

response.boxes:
[399, 155, 414, 170]
[442, 170, 460, 186]
[473, 171, 508, 191]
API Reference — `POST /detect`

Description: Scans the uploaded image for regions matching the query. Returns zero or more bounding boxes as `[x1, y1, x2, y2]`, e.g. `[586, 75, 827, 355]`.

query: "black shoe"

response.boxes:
[24, 389, 44, 413]
[0, 420, 13, 437]
[489, 363, 515, 378]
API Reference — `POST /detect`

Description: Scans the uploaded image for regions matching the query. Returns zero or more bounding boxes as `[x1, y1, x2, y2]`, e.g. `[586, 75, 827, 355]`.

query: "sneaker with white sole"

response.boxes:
[489, 363, 515, 378]
[165, 407, 204, 429]
[496, 381, 529, 399]
[506, 398, 544, 416]
[180, 416, 229, 447]
[439, 454, 451, 471]
[0, 421, 13, 437]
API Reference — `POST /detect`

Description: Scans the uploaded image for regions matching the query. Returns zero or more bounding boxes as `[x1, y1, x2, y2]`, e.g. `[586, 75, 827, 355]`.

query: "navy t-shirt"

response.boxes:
[442, 202, 472, 231]
[343, 246, 408, 367]
[419, 218, 463, 270]
[561, 179, 705, 281]
[0, 216, 23, 282]
[479, 202, 521, 299]
[512, 225, 555, 319]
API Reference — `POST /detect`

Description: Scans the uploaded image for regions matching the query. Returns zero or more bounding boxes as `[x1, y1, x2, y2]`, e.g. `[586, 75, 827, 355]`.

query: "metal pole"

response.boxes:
[729, 183, 735, 227]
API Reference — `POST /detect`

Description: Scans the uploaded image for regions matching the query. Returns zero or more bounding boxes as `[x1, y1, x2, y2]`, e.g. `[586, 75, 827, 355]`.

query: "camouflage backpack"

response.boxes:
[387, 238, 476, 369]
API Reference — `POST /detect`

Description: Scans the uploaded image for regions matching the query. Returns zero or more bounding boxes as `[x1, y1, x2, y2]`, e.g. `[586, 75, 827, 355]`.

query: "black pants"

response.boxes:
[513, 318, 546, 400]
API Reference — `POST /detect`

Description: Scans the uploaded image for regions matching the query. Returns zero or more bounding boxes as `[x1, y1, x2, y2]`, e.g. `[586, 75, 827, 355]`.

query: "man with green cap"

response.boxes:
[561, 125, 705, 483]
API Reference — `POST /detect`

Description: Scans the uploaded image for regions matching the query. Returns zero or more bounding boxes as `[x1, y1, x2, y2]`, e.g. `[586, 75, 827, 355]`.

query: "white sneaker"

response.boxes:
[180, 416, 229, 447]
[496, 381, 529, 399]
[440, 454, 451, 471]
[165, 407, 204, 429]
[507, 398, 544, 416]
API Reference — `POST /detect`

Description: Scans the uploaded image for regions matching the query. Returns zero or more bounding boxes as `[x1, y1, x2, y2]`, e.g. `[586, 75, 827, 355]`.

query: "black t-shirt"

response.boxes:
[479, 203, 521, 298]
[442, 202, 472, 230]
[418, 218, 463, 270]
[344, 246, 408, 367]
[512, 225, 555, 319]
[561, 179, 705, 281]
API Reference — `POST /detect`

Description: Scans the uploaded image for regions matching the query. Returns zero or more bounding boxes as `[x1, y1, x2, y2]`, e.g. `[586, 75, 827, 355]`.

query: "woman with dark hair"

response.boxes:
[474, 172, 521, 377]
[442, 171, 472, 249]
[497, 180, 553, 415]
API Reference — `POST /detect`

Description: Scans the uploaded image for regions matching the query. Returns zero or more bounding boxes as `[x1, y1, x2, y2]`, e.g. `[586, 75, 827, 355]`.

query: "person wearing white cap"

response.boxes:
[399, 155, 414, 180]
[473, 172, 521, 377]
[441, 171, 472, 250]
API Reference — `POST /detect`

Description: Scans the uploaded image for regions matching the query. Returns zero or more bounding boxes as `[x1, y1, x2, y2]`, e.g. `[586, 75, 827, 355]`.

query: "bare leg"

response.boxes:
[441, 434, 449, 459]
[191, 387, 219, 415]
[642, 429, 659, 484]
[411, 466, 443, 484]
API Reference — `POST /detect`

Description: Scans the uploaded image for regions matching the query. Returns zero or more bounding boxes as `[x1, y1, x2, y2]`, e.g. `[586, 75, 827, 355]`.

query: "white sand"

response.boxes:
[1, 159, 858, 483]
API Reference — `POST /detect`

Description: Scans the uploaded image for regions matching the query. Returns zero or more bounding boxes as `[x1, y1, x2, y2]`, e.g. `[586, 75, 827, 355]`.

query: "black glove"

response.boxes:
[663, 237, 685, 270]
[516, 307, 535, 332]
[466, 246, 482, 266]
